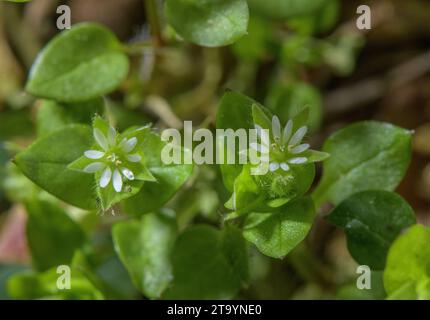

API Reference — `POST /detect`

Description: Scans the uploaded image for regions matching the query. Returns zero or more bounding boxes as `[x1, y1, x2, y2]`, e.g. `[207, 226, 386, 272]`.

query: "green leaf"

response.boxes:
[26, 199, 86, 272]
[281, 34, 323, 68]
[112, 211, 177, 299]
[14, 125, 97, 209]
[248, 0, 329, 20]
[232, 16, 273, 61]
[216, 91, 262, 191]
[243, 197, 315, 259]
[313, 121, 412, 207]
[251, 103, 272, 130]
[384, 224, 430, 300]
[322, 33, 365, 76]
[106, 101, 150, 132]
[165, 0, 249, 47]
[314, 0, 340, 33]
[164, 225, 249, 299]
[97, 178, 145, 212]
[327, 191, 416, 270]
[7, 267, 103, 300]
[37, 98, 104, 137]
[225, 164, 265, 215]
[92, 255, 140, 299]
[217, 91, 256, 131]
[68, 251, 133, 300]
[287, 0, 340, 35]
[265, 82, 323, 133]
[122, 131, 193, 215]
[26, 23, 129, 103]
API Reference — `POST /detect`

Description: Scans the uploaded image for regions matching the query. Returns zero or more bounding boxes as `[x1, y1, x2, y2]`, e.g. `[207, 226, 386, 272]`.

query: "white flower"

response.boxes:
[251, 116, 311, 172]
[83, 126, 142, 192]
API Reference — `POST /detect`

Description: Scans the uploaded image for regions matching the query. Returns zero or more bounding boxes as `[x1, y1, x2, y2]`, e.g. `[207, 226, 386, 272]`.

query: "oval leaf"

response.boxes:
[165, 0, 249, 47]
[164, 225, 249, 299]
[26, 23, 129, 103]
[327, 191, 416, 270]
[113, 211, 177, 299]
[313, 121, 412, 207]
[26, 199, 86, 272]
[122, 131, 193, 215]
[384, 224, 430, 300]
[37, 98, 104, 137]
[243, 197, 315, 259]
[14, 125, 97, 209]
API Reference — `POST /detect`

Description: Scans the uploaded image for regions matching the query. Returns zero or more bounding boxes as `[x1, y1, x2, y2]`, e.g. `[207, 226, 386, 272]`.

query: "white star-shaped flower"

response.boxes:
[83, 126, 142, 192]
[251, 115, 327, 173]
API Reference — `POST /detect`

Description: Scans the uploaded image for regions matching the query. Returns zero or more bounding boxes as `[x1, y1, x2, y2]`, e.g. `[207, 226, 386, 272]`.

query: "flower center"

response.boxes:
[270, 141, 297, 163]
[271, 143, 285, 162]
[107, 153, 122, 167]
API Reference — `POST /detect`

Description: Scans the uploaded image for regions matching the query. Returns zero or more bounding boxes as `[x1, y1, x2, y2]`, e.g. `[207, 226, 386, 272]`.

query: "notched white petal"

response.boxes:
[113, 169, 123, 192]
[108, 126, 117, 146]
[127, 154, 142, 162]
[289, 157, 308, 164]
[289, 126, 308, 146]
[99, 167, 112, 188]
[283, 120, 293, 145]
[272, 116, 281, 140]
[280, 163, 290, 171]
[291, 143, 310, 154]
[121, 137, 138, 153]
[269, 162, 280, 172]
[84, 150, 105, 159]
[121, 167, 135, 181]
[94, 129, 109, 151]
[83, 162, 105, 173]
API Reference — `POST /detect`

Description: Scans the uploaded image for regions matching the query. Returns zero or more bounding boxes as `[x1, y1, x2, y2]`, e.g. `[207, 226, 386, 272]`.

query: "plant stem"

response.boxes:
[122, 40, 154, 55]
[144, 0, 163, 47]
